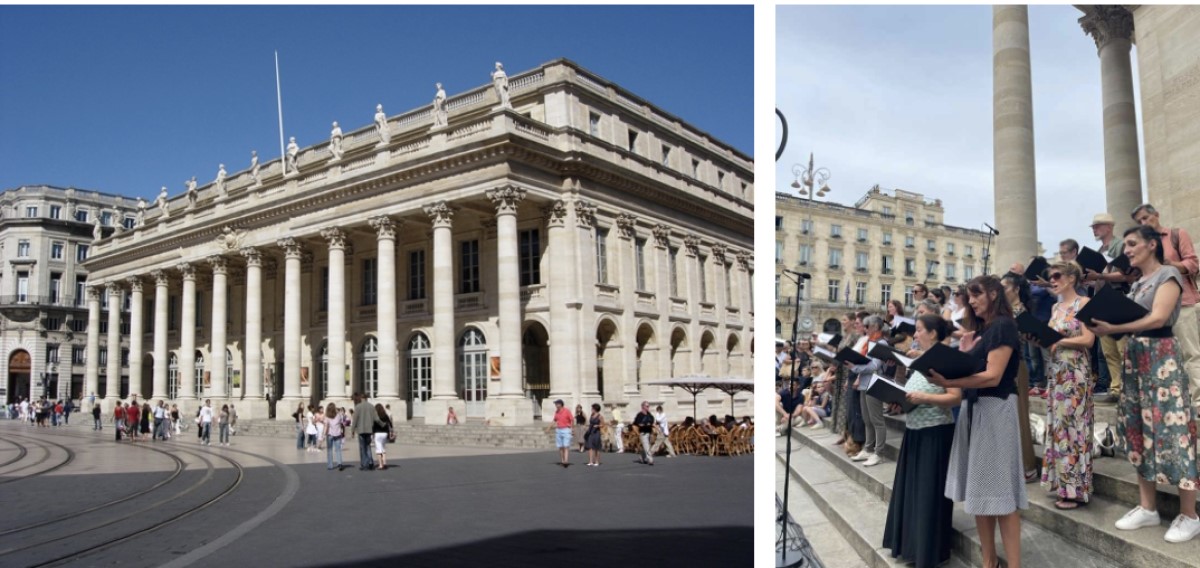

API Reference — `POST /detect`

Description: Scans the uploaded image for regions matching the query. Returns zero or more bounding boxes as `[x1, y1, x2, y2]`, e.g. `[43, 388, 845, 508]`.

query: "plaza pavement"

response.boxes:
[0, 420, 751, 567]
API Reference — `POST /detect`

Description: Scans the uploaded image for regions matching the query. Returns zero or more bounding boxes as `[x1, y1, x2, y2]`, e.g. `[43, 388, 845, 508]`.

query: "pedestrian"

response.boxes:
[114, 402, 126, 441]
[52, 400, 61, 427]
[552, 399, 572, 467]
[632, 401, 656, 466]
[63, 399, 72, 425]
[651, 405, 678, 457]
[574, 404, 587, 453]
[373, 404, 392, 471]
[153, 401, 168, 441]
[218, 404, 231, 446]
[352, 393, 381, 470]
[229, 404, 238, 436]
[140, 403, 151, 439]
[92, 403, 102, 430]
[199, 399, 213, 446]
[292, 402, 306, 450]
[171, 404, 180, 437]
[325, 402, 348, 471]
[314, 406, 326, 450]
[585, 403, 603, 466]
[446, 406, 459, 425]
[304, 405, 319, 452]
[611, 407, 625, 453]
[125, 400, 140, 441]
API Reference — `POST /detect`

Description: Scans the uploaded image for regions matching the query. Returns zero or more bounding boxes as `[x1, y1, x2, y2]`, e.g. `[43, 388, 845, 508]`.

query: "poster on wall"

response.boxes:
[300, 367, 309, 387]
[203, 371, 211, 388]
[489, 355, 501, 380]
[232, 370, 241, 389]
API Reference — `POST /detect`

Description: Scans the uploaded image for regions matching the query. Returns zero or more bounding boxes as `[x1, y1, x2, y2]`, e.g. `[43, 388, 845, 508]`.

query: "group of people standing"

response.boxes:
[8, 397, 72, 426]
[779, 203, 1200, 567]
[292, 393, 394, 472]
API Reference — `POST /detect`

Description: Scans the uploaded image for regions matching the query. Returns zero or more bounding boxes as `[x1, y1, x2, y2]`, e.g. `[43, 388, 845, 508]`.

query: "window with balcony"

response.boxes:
[905, 258, 916, 276]
[964, 265, 975, 280]
[855, 282, 867, 304]
[828, 249, 842, 269]
[883, 232, 892, 245]
[801, 220, 813, 234]
[856, 252, 869, 271]
[857, 228, 868, 242]
[881, 284, 892, 305]
[828, 279, 840, 303]
[25, 206, 38, 218]
[965, 245, 974, 258]
[49, 205, 61, 219]
[830, 224, 842, 238]
[882, 255, 894, 275]
[946, 263, 957, 281]
[926, 261, 938, 278]
[798, 244, 812, 266]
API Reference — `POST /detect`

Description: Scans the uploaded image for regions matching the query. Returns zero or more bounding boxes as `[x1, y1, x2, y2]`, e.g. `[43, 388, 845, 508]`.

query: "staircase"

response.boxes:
[234, 419, 555, 450]
[779, 400, 1200, 567]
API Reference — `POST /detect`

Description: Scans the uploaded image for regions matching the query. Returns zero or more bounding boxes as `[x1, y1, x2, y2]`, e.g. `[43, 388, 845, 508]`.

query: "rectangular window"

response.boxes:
[75, 209, 89, 223]
[101, 211, 113, 226]
[905, 258, 916, 276]
[799, 244, 812, 265]
[588, 112, 601, 137]
[882, 255, 894, 274]
[361, 258, 377, 305]
[669, 247, 679, 296]
[77, 244, 90, 262]
[691, 159, 701, 179]
[409, 250, 426, 300]
[775, 216, 783, 230]
[460, 240, 480, 294]
[801, 220, 813, 234]
[965, 265, 975, 280]
[926, 261, 938, 277]
[17, 240, 30, 257]
[882, 206, 893, 215]
[25, 206, 38, 218]
[883, 232, 892, 245]
[882, 284, 892, 305]
[724, 264, 732, 306]
[905, 210, 915, 225]
[905, 235, 915, 248]
[75, 277, 86, 308]
[120, 316, 130, 335]
[17, 272, 29, 302]
[596, 229, 609, 284]
[51, 242, 64, 260]
[70, 317, 86, 333]
[661, 145, 671, 167]
[50, 273, 62, 304]
[195, 291, 203, 327]
[857, 228, 868, 241]
[926, 214, 935, 223]
[46, 317, 61, 331]
[46, 344, 60, 363]
[946, 263, 957, 280]
[100, 319, 108, 334]
[635, 238, 647, 291]
[121, 348, 129, 366]
[627, 129, 639, 153]
[168, 295, 177, 330]
[776, 241, 783, 264]
[49, 205, 61, 219]
[926, 239, 936, 252]
[855, 282, 867, 304]
[828, 279, 840, 303]
[830, 224, 842, 238]
[320, 267, 329, 311]
[717, 171, 725, 189]
[856, 252, 869, 270]
[965, 245, 974, 257]
[519, 229, 541, 286]
[699, 255, 708, 302]
[905, 286, 914, 306]
[72, 346, 86, 364]
[123, 217, 135, 230]
[947, 242, 956, 255]
[828, 249, 842, 268]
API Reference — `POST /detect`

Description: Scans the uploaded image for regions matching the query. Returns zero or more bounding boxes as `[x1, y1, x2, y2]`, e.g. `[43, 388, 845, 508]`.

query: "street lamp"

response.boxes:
[41, 362, 57, 399]
[791, 153, 831, 199]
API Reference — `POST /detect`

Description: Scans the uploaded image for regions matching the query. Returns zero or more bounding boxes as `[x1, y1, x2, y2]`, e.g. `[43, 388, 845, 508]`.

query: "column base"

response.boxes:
[375, 398, 407, 423]
[485, 397, 535, 426]
[420, 397, 464, 426]
[233, 398, 271, 421]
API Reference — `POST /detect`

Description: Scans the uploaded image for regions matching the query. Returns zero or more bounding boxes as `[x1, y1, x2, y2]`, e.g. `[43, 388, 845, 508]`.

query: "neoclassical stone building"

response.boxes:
[83, 59, 754, 424]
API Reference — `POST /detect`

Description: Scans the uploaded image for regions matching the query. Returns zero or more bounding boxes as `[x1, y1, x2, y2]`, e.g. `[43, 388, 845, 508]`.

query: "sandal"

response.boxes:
[1025, 469, 1040, 483]
[1054, 499, 1087, 510]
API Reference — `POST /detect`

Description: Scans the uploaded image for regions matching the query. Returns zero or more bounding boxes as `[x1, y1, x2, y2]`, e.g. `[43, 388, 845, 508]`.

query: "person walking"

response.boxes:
[292, 402, 306, 450]
[650, 404, 677, 457]
[63, 399, 72, 425]
[1089, 225, 1200, 543]
[153, 401, 167, 441]
[373, 404, 392, 471]
[140, 403, 151, 439]
[585, 403, 604, 466]
[325, 402, 348, 471]
[125, 401, 140, 441]
[351, 393, 381, 471]
[113, 402, 126, 441]
[632, 401, 656, 466]
[552, 399, 572, 468]
[170, 404, 181, 437]
[218, 404, 231, 446]
[198, 399, 213, 446]
[573, 404, 587, 453]
[229, 404, 238, 436]
[92, 403, 102, 431]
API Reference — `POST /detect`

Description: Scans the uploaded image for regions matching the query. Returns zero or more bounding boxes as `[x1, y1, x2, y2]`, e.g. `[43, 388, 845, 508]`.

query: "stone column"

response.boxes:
[322, 228, 348, 401]
[105, 282, 122, 401]
[85, 285, 101, 402]
[543, 200, 573, 418]
[208, 256, 228, 399]
[712, 244, 729, 377]
[178, 263, 197, 402]
[241, 248, 266, 417]
[369, 217, 403, 415]
[993, 5, 1039, 272]
[279, 238, 304, 409]
[615, 213, 640, 398]
[573, 201, 600, 406]
[1080, 6, 1143, 233]
[151, 270, 169, 400]
[486, 186, 533, 425]
[127, 276, 144, 398]
[422, 201, 460, 423]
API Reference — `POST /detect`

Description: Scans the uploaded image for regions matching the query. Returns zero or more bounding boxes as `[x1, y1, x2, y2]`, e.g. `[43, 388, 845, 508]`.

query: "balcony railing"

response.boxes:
[0, 295, 80, 308]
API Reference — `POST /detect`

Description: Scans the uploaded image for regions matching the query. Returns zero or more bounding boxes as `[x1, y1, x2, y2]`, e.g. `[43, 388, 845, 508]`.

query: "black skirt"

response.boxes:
[845, 386, 865, 444]
[882, 424, 955, 568]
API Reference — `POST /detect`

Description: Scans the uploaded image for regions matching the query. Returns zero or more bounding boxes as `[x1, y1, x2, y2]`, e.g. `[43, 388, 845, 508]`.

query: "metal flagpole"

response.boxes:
[275, 51, 286, 162]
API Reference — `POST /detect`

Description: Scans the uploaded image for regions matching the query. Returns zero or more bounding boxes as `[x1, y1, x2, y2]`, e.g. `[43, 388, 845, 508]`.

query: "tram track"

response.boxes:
[0, 432, 75, 484]
[0, 436, 29, 469]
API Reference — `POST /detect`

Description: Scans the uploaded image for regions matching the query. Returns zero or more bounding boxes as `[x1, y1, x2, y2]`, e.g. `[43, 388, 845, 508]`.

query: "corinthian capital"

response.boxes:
[151, 269, 169, 287]
[574, 200, 596, 229]
[486, 185, 526, 215]
[126, 276, 144, 293]
[208, 255, 229, 275]
[105, 281, 122, 297]
[1079, 6, 1134, 51]
[424, 201, 455, 228]
[614, 213, 637, 239]
[368, 216, 399, 239]
[544, 200, 568, 228]
[277, 237, 304, 259]
[177, 262, 197, 280]
[241, 247, 263, 268]
[321, 227, 348, 250]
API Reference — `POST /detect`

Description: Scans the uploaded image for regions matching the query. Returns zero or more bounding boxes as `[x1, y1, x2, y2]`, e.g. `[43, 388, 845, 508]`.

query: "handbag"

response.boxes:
[387, 427, 397, 443]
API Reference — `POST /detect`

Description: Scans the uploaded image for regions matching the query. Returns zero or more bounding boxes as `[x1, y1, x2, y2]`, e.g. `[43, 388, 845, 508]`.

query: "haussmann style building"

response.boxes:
[80, 59, 755, 424]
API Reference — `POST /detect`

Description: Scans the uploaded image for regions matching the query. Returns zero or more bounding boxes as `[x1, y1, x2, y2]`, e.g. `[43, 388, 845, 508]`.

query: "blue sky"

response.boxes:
[0, 5, 752, 198]
[776, 5, 1145, 258]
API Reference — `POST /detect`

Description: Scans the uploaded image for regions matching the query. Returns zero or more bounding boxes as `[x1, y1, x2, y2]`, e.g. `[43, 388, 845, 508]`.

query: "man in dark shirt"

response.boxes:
[775, 381, 804, 436]
[632, 402, 656, 466]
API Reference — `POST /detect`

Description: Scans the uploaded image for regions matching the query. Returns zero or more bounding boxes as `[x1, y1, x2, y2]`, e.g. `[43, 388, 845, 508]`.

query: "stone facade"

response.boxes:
[775, 187, 989, 337]
[0, 185, 140, 404]
[82, 59, 755, 424]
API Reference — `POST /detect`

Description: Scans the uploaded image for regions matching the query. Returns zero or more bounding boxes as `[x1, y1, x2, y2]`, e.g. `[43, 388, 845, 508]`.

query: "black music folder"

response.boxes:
[870, 342, 914, 367]
[1074, 284, 1148, 329]
[835, 347, 870, 366]
[1024, 257, 1050, 281]
[865, 374, 916, 413]
[1077, 247, 1108, 275]
[1109, 253, 1132, 274]
[817, 333, 842, 348]
[907, 342, 981, 380]
[1016, 311, 1065, 347]
[891, 316, 916, 337]
[813, 346, 837, 362]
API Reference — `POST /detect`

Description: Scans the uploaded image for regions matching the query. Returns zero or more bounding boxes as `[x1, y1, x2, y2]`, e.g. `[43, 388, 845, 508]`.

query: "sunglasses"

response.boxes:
[1048, 272, 1064, 281]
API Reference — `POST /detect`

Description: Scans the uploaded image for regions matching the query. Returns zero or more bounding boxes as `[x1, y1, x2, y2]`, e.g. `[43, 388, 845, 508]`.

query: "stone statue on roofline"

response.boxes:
[156, 186, 170, 219]
[185, 176, 198, 209]
[286, 137, 300, 175]
[492, 62, 511, 109]
[215, 163, 227, 196]
[374, 104, 390, 146]
[433, 83, 448, 129]
[329, 121, 344, 161]
[136, 198, 146, 227]
[92, 216, 102, 241]
[249, 150, 261, 186]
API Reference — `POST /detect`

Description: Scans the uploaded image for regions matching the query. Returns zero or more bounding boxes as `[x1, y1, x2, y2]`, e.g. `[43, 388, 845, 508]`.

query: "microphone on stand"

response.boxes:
[783, 269, 812, 279]
[984, 223, 999, 235]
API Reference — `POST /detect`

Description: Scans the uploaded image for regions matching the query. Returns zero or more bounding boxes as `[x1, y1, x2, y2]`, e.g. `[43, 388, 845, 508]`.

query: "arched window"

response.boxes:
[168, 353, 179, 399]
[408, 333, 432, 418]
[194, 351, 205, 398]
[360, 337, 379, 399]
[458, 328, 487, 417]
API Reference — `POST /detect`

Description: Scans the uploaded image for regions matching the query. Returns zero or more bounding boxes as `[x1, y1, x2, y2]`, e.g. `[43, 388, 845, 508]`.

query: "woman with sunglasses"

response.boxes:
[1088, 225, 1199, 543]
[1034, 261, 1096, 510]
[927, 275, 1026, 568]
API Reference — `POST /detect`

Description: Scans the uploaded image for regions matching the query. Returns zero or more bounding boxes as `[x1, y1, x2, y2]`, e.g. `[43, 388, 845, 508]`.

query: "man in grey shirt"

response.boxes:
[849, 315, 886, 467]
[352, 392, 382, 471]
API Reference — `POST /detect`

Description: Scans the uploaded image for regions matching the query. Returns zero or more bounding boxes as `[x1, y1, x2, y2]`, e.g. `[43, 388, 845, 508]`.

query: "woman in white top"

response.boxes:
[199, 400, 214, 446]
[304, 406, 318, 452]
[650, 405, 677, 457]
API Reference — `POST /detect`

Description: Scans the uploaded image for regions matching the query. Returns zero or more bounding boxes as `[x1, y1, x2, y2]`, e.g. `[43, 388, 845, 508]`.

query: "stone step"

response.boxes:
[777, 435, 1099, 568]
[793, 420, 1199, 567]
[231, 419, 555, 449]
[882, 408, 1200, 520]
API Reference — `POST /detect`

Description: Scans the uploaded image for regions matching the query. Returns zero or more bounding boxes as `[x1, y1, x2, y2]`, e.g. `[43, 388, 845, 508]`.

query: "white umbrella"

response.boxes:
[645, 375, 755, 420]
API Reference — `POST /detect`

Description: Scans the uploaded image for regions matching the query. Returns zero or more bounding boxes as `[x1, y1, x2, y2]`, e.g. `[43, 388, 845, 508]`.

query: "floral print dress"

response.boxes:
[1041, 297, 1094, 502]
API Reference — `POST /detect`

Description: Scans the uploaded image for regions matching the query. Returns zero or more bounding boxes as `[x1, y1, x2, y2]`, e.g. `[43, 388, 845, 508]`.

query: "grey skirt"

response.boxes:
[944, 395, 1029, 516]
